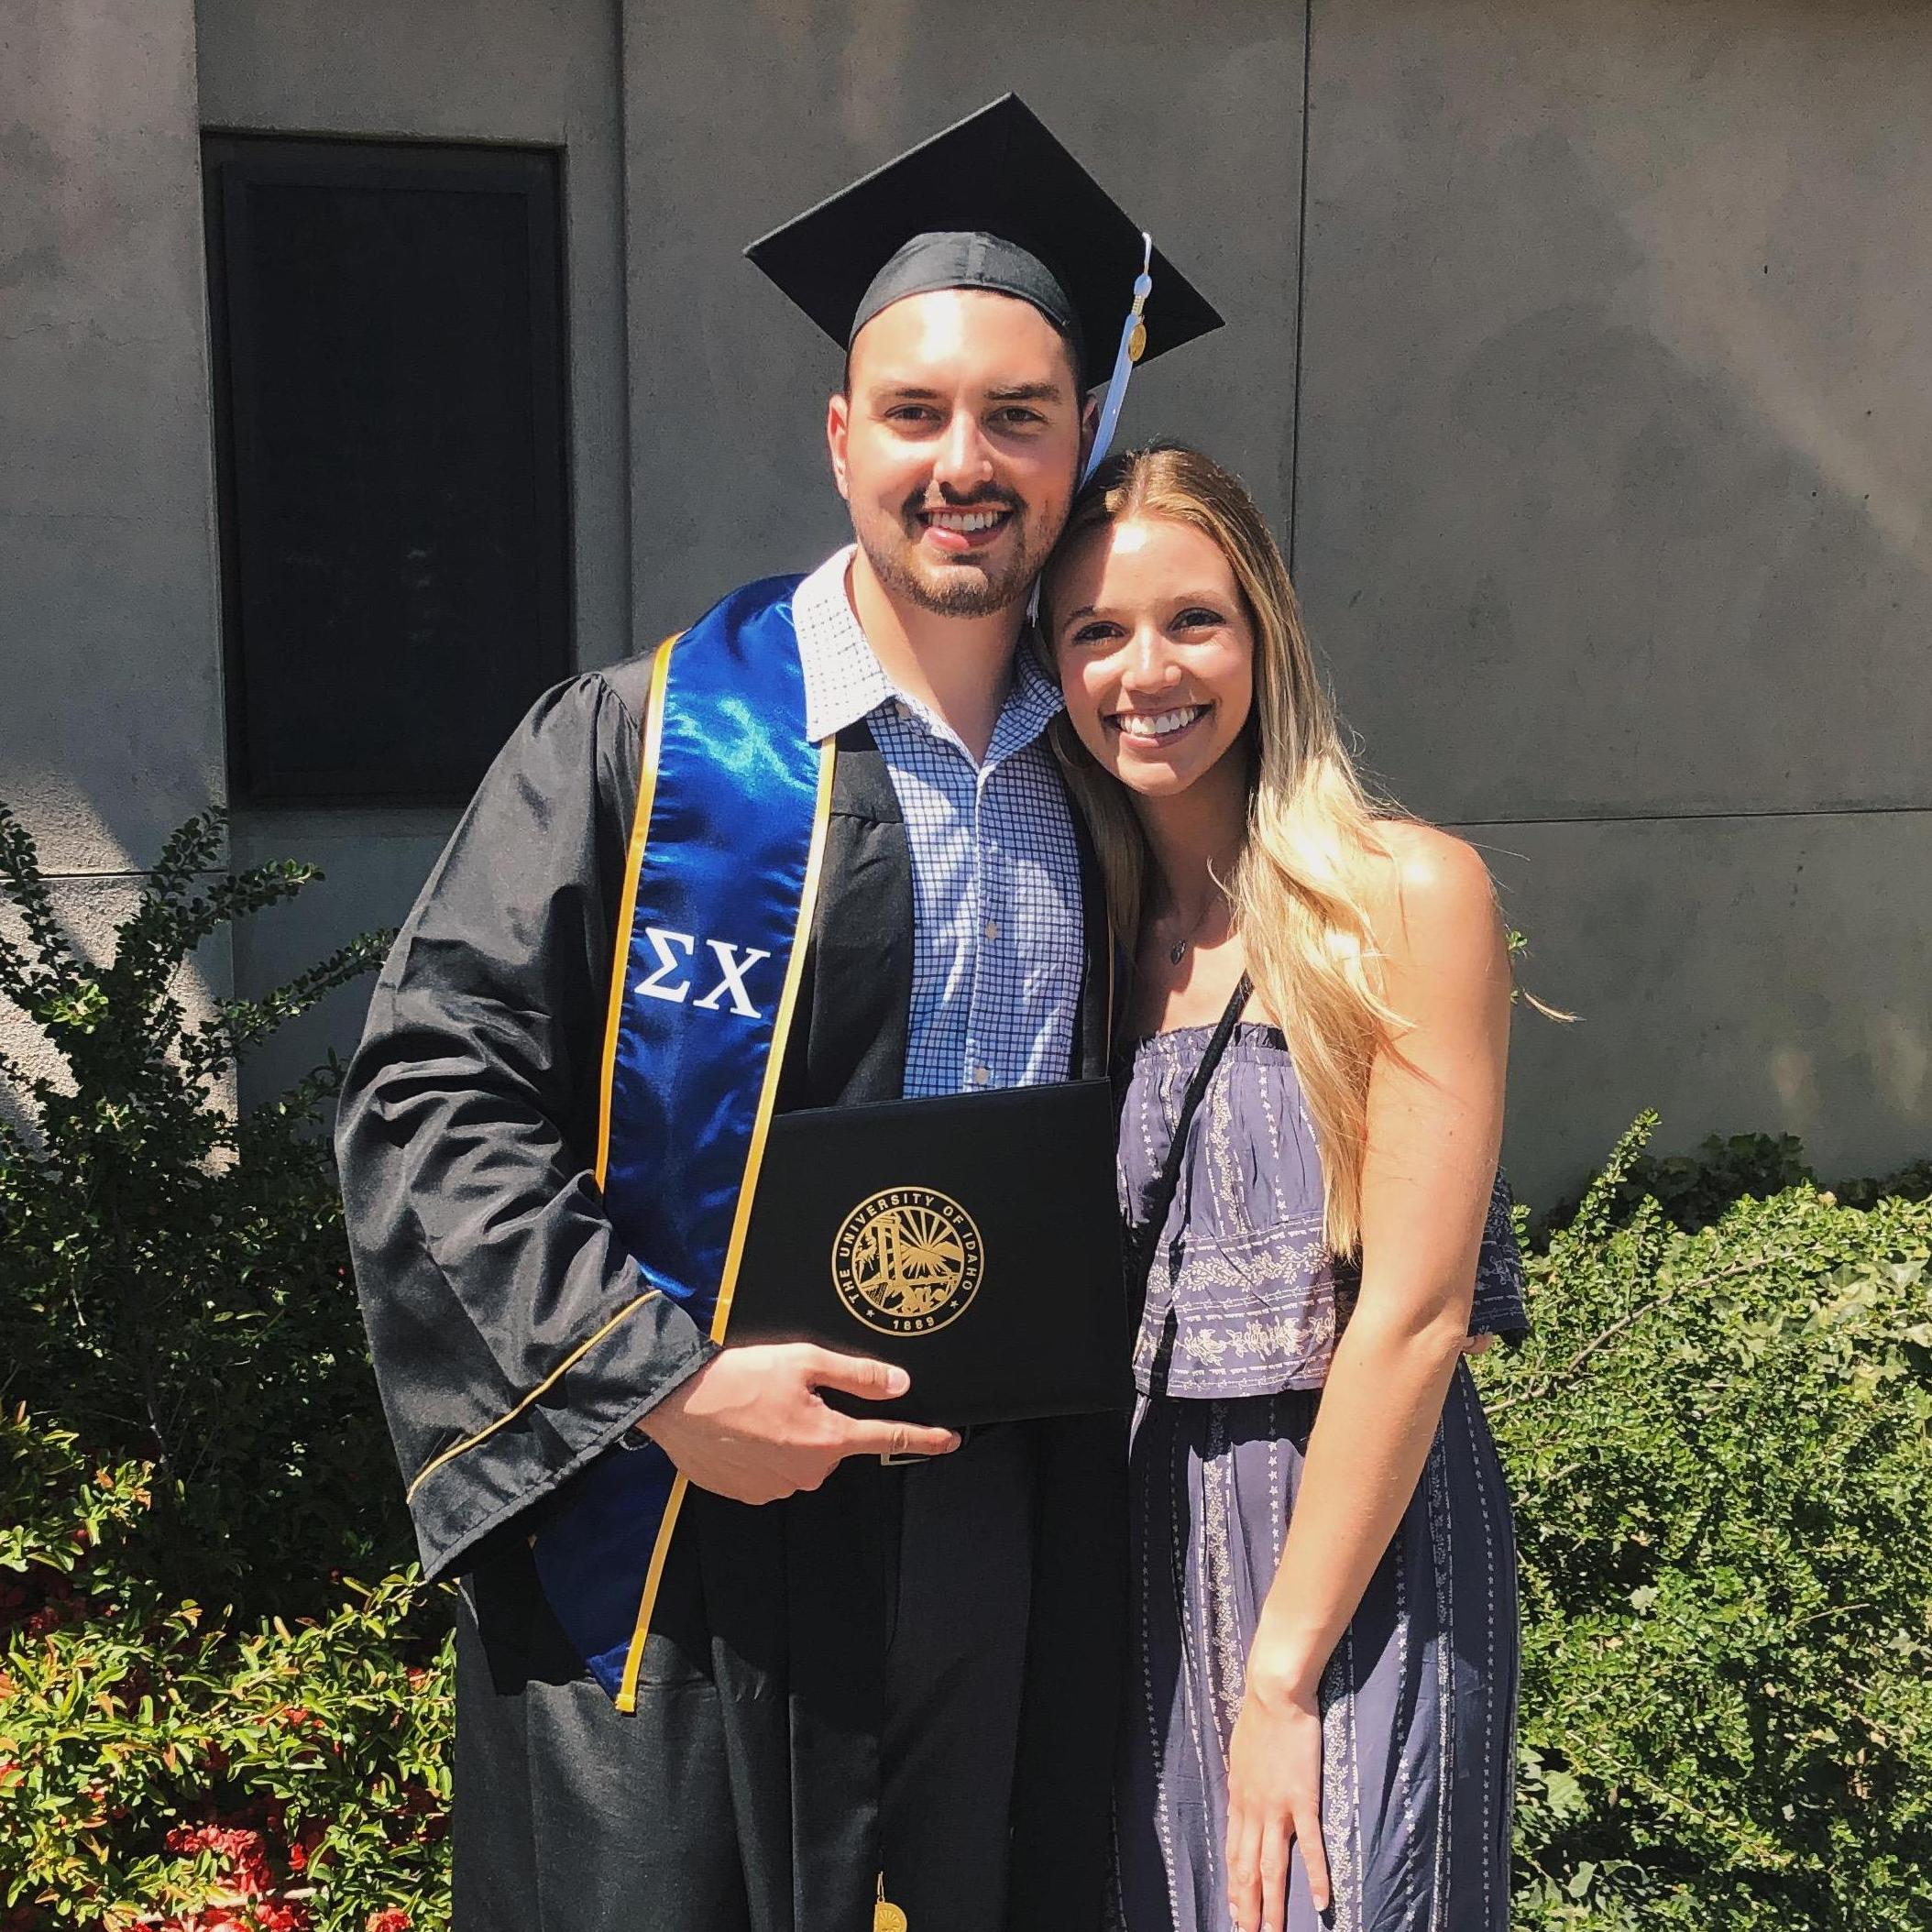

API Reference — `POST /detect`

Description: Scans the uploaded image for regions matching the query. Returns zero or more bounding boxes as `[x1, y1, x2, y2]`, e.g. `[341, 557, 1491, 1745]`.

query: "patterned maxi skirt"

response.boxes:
[1111, 1362, 1518, 1932]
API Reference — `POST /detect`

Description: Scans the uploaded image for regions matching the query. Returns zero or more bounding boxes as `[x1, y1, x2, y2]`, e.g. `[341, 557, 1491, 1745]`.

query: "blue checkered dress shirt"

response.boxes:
[792, 547, 1087, 1100]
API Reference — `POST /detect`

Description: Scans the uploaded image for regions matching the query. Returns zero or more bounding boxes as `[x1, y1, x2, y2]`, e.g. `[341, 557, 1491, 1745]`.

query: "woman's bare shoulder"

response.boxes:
[1360, 821, 1504, 977]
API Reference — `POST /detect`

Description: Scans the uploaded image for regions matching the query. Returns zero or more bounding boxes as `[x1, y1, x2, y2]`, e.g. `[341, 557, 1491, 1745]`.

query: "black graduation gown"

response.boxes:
[335, 652, 1125, 1932]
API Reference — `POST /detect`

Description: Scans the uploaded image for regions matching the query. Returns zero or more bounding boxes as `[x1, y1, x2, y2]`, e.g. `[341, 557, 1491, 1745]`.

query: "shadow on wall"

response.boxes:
[225, 810, 452, 1114]
[1290, 2, 1932, 1202]
[1297, 12, 1932, 828]
[1481, 808, 1932, 1208]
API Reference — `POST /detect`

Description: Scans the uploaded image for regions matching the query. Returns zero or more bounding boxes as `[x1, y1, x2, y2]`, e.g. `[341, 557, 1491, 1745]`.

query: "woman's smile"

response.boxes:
[1108, 702, 1213, 747]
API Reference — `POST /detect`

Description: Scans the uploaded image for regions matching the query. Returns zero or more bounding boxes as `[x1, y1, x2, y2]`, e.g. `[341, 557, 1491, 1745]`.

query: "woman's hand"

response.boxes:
[1225, 1656, 1330, 1932]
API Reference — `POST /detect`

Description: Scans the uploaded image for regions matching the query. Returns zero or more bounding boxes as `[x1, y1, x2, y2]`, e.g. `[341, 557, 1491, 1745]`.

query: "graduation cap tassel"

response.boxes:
[1030, 233, 1156, 631]
[1080, 231, 1155, 488]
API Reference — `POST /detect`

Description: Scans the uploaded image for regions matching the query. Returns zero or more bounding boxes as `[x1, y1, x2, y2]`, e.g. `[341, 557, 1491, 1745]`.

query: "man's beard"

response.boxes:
[857, 493, 1057, 619]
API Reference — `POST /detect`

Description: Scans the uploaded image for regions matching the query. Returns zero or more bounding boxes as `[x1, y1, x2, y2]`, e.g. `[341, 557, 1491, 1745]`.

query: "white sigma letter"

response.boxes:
[635, 927, 697, 1004]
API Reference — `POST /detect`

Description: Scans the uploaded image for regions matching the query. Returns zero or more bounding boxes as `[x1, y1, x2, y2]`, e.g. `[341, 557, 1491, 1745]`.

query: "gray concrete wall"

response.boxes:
[1490, 812, 1931, 1197]
[192, 0, 631, 1103]
[1290, 0, 1932, 1198]
[0, 0, 229, 1124]
[620, 0, 1307, 642]
[5, 0, 1925, 1202]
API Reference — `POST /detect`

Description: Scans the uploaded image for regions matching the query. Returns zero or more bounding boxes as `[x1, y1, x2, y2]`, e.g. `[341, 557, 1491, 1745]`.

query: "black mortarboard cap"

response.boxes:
[744, 93, 1222, 387]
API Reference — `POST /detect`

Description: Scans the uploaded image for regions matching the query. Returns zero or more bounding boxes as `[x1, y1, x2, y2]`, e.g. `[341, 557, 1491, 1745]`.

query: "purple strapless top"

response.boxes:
[1119, 1021, 1529, 1400]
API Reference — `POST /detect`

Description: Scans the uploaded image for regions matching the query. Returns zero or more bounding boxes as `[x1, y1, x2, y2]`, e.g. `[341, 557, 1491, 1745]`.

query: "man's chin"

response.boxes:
[909, 563, 1018, 619]
[865, 537, 1038, 620]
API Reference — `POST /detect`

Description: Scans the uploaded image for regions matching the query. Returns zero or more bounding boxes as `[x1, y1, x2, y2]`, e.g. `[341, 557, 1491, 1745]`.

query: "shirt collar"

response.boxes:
[795, 547, 898, 743]
[793, 544, 1065, 755]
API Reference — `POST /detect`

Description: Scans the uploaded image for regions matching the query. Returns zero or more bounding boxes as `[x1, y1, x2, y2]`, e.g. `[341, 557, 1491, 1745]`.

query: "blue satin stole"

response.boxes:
[531, 574, 836, 1710]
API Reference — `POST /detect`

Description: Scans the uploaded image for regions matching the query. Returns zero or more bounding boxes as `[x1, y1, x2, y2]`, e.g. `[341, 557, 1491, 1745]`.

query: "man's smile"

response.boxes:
[923, 508, 1006, 533]
[911, 500, 1017, 554]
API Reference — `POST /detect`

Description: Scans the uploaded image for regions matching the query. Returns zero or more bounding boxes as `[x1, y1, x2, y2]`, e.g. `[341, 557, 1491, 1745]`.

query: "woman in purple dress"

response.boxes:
[1042, 445, 1524, 1932]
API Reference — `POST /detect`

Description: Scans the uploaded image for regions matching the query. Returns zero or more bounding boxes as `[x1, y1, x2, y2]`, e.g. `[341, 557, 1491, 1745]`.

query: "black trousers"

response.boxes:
[454, 1425, 1037, 1932]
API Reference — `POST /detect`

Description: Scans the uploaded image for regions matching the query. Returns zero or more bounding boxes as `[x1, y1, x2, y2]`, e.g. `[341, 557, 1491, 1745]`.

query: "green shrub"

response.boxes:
[0, 805, 447, 1929]
[1482, 1116, 1932, 1927]
[0, 804, 404, 1615]
[1541, 1122, 1932, 1237]
[0, 1410, 451, 1932]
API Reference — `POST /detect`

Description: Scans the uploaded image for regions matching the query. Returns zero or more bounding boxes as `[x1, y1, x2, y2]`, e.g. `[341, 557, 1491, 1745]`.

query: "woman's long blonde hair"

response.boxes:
[1042, 444, 1402, 1257]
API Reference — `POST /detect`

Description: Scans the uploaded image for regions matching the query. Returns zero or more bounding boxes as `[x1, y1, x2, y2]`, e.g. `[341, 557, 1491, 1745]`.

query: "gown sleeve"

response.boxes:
[335, 669, 715, 1582]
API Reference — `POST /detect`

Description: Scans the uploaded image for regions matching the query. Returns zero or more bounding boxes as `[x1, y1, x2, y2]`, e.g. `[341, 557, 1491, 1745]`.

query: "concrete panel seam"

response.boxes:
[29, 869, 231, 884]
[1446, 804, 1932, 831]
[1286, 0, 1314, 576]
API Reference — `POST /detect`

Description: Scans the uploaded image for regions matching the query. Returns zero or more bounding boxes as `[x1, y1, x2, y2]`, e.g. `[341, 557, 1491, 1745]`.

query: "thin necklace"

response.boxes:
[1161, 893, 1223, 966]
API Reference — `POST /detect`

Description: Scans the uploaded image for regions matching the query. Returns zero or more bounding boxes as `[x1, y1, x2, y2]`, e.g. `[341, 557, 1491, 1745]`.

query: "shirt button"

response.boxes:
[972, 1064, 992, 1087]
[982, 918, 999, 942]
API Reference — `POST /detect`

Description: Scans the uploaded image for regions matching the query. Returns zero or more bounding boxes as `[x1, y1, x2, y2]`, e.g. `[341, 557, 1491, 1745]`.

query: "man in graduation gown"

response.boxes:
[336, 98, 1218, 1932]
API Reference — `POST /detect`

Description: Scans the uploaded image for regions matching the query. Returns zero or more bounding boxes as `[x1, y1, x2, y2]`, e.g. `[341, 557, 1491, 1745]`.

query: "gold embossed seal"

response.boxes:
[832, 1186, 983, 1336]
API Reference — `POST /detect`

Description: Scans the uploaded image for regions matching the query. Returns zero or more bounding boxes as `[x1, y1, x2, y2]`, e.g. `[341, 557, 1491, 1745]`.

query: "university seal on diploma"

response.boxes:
[833, 1186, 984, 1336]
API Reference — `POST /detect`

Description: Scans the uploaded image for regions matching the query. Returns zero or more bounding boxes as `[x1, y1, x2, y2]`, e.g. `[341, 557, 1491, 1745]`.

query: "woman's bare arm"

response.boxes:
[1224, 823, 1511, 1932]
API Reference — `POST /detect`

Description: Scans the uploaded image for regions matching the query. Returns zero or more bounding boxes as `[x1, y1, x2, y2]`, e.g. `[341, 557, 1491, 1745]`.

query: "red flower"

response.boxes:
[165, 1822, 275, 1896]
[366, 1912, 412, 1932]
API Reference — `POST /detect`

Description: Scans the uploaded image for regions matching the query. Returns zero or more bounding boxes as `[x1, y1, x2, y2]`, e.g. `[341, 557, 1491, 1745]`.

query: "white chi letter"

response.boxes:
[692, 939, 772, 1018]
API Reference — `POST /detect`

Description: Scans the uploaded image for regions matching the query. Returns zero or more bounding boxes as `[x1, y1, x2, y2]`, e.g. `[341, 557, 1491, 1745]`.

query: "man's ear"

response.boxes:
[1075, 392, 1102, 478]
[827, 390, 852, 502]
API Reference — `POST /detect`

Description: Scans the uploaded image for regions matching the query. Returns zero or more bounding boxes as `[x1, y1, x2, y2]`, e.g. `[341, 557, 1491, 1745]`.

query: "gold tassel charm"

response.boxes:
[873, 1873, 907, 1932]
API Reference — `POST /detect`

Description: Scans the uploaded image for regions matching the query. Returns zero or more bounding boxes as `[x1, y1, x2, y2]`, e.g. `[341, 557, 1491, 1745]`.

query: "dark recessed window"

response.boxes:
[203, 136, 571, 806]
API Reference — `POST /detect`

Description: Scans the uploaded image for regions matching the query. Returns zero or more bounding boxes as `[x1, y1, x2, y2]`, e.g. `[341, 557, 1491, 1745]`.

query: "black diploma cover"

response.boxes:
[731, 1079, 1129, 1425]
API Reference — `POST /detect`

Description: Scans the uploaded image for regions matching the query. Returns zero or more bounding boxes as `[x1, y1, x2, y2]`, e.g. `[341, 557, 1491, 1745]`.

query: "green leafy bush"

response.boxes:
[0, 805, 446, 1929]
[0, 1411, 450, 1932]
[1483, 1116, 1932, 1927]
[0, 804, 403, 1615]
